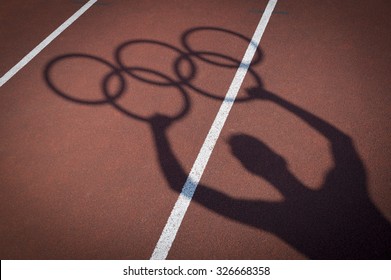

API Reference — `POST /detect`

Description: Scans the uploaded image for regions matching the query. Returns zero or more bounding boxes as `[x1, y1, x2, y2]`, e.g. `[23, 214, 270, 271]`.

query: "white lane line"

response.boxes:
[0, 0, 97, 87]
[151, 0, 278, 260]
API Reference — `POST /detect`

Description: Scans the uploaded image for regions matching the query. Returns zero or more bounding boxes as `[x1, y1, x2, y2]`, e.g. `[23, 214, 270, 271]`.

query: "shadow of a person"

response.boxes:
[43, 27, 390, 259]
[150, 87, 391, 259]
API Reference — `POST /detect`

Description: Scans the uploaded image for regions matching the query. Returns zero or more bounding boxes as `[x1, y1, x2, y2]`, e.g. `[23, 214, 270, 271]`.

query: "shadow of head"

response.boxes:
[228, 134, 288, 181]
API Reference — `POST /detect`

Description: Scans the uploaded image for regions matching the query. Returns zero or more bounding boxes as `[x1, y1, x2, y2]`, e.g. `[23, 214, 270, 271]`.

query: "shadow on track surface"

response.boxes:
[44, 26, 391, 259]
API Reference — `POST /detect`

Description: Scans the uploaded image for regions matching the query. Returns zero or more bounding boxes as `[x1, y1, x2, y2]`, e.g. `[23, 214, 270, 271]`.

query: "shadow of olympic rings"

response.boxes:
[44, 27, 264, 123]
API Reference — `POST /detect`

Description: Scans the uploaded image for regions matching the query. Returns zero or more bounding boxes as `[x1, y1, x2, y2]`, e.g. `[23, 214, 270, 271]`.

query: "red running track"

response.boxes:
[0, 0, 390, 259]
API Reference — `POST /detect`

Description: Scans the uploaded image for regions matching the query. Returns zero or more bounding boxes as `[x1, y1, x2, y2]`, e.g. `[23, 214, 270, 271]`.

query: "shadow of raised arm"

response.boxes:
[250, 87, 367, 194]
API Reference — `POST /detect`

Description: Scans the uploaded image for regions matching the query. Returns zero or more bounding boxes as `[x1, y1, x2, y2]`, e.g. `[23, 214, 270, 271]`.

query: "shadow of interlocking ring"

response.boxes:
[45, 53, 126, 105]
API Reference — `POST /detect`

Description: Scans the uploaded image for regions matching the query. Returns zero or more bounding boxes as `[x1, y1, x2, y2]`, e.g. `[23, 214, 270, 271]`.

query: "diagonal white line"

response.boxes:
[0, 0, 97, 87]
[151, 0, 278, 260]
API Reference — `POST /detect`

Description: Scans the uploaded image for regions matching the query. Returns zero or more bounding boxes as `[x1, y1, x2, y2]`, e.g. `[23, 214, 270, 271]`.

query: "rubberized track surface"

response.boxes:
[1, 0, 390, 259]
